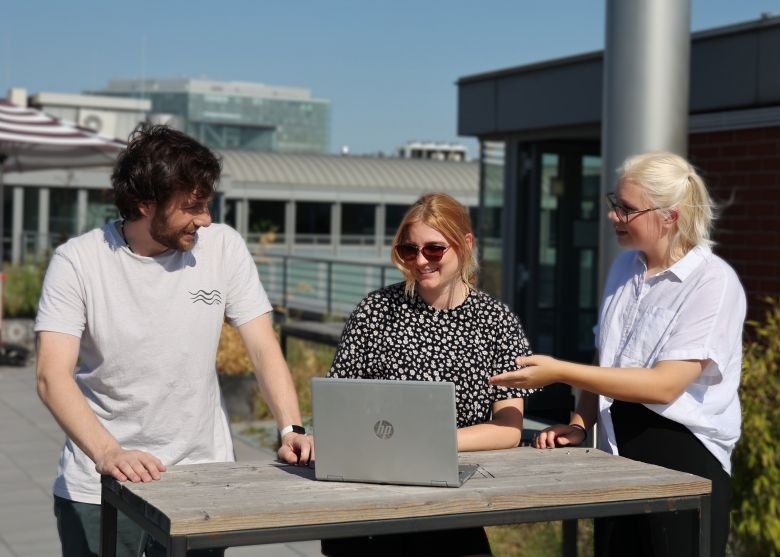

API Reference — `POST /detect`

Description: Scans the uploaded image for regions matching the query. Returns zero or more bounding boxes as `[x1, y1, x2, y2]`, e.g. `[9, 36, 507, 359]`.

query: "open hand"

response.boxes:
[95, 448, 167, 482]
[489, 354, 562, 389]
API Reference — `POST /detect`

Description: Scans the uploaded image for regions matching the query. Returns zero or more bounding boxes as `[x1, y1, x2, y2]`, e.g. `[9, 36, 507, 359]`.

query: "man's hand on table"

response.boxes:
[278, 432, 314, 465]
[96, 447, 167, 482]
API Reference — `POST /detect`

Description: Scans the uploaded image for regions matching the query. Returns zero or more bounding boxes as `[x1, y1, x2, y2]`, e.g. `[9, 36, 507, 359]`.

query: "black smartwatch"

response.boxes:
[279, 424, 306, 437]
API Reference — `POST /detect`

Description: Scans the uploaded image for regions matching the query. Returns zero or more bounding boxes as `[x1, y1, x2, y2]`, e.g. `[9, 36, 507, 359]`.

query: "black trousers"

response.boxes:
[596, 400, 731, 557]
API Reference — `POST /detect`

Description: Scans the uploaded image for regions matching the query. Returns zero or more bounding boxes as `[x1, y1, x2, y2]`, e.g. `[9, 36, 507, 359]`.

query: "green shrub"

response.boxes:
[2, 262, 46, 318]
[731, 298, 780, 556]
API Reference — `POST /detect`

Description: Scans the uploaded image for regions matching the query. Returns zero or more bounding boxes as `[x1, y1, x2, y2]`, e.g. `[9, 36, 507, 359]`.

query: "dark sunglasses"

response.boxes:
[394, 243, 450, 262]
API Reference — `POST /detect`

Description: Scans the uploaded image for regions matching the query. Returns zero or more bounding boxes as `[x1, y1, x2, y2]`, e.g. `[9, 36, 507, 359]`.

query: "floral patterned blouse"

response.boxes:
[328, 282, 536, 428]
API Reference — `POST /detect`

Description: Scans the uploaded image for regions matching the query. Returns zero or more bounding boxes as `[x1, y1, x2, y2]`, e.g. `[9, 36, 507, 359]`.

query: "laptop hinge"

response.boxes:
[430, 480, 449, 487]
[327, 475, 345, 481]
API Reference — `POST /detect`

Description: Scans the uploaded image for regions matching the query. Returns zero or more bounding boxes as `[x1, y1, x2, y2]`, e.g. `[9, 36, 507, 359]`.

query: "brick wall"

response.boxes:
[689, 126, 780, 320]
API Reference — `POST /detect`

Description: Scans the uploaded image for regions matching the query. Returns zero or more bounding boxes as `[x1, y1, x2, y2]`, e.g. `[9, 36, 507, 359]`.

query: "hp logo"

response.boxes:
[374, 420, 394, 439]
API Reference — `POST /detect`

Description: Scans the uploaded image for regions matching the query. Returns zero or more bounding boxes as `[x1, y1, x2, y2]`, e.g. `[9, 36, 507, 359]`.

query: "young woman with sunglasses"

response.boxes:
[490, 152, 746, 557]
[321, 192, 535, 557]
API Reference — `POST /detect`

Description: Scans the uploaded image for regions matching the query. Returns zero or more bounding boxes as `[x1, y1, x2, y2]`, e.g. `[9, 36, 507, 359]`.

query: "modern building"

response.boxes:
[93, 78, 331, 154]
[1, 145, 478, 265]
[26, 90, 151, 142]
[457, 14, 780, 420]
[397, 141, 469, 162]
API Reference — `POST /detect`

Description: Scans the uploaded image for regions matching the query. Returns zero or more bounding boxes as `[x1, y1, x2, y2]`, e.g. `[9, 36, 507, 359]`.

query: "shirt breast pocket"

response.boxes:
[619, 306, 676, 366]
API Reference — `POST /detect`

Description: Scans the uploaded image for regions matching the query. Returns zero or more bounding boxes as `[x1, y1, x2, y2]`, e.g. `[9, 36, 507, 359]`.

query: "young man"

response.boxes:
[35, 124, 313, 557]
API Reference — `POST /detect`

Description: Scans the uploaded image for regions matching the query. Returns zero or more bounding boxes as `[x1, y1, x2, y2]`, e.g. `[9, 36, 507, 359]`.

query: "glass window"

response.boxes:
[49, 188, 78, 240]
[385, 204, 408, 244]
[295, 201, 330, 244]
[249, 200, 285, 245]
[341, 203, 374, 245]
[86, 189, 119, 230]
[478, 141, 505, 298]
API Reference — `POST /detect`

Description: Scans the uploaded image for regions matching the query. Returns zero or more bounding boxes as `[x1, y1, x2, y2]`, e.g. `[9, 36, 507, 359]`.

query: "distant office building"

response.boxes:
[26, 90, 151, 142]
[398, 141, 468, 162]
[94, 78, 331, 154]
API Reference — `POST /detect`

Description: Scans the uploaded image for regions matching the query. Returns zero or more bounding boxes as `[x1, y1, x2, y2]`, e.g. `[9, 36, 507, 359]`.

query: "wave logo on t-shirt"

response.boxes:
[189, 289, 223, 305]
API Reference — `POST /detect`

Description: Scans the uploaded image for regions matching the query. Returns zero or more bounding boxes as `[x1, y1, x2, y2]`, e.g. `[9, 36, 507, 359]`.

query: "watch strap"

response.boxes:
[279, 424, 306, 437]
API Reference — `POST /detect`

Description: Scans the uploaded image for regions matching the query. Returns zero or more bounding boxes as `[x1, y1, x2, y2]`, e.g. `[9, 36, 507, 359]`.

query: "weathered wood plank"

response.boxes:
[112, 447, 710, 536]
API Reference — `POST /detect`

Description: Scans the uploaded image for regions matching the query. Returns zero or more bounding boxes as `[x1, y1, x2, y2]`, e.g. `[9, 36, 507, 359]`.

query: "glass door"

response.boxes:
[515, 143, 601, 421]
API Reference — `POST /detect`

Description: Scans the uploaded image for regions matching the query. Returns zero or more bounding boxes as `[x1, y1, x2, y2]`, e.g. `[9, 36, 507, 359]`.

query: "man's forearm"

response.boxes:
[37, 367, 121, 464]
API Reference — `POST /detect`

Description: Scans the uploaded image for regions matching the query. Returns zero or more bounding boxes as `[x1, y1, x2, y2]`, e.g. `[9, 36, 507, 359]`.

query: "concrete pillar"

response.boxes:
[235, 199, 247, 237]
[330, 203, 341, 256]
[374, 204, 385, 258]
[11, 187, 24, 264]
[599, 0, 691, 291]
[76, 189, 88, 234]
[285, 201, 296, 253]
[37, 188, 50, 259]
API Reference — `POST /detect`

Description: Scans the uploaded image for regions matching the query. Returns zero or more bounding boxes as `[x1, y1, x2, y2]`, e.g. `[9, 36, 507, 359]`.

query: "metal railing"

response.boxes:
[255, 252, 404, 320]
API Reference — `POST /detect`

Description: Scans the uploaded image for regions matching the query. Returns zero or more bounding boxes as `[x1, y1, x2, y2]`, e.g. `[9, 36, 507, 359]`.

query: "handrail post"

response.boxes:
[326, 261, 333, 317]
[282, 255, 289, 322]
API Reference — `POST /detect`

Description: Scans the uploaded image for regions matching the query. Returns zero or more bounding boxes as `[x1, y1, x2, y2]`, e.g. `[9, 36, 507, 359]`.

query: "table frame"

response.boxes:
[100, 449, 711, 557]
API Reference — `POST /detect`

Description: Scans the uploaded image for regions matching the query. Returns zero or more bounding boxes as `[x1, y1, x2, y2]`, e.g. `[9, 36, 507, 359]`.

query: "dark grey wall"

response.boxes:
[458, 17, 780, 138]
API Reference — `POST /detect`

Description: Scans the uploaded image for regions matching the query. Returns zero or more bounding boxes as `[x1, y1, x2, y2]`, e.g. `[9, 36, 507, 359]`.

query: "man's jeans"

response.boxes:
[54, 495, 224, 557]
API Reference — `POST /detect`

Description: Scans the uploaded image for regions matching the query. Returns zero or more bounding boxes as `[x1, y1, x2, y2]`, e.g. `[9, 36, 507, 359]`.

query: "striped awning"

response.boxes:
[0, 99, 125, 172]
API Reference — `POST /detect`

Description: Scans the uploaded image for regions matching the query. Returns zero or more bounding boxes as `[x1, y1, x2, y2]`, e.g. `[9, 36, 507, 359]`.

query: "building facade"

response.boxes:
[93, 78, 331, 154]
[26, 90, 151, 143]
[458, 15, 780, 422]
[459, 15, 780, 356]
[2, 148, 478, 265]
[397, 141, 469, 162]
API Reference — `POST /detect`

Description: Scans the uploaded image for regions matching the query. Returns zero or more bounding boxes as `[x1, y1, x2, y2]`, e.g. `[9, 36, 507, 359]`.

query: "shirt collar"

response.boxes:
[666, 245, 710, 281]
[633, 245, 711, 282]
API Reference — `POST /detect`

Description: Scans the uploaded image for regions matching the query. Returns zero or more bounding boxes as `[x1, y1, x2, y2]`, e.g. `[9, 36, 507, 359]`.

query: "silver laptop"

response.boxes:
[311, 377, 478, 488]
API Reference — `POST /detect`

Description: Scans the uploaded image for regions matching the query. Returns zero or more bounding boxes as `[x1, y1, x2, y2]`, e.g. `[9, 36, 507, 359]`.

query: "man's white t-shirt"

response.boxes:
[595, 245, 746, 475]
[35, 222, 272, 504]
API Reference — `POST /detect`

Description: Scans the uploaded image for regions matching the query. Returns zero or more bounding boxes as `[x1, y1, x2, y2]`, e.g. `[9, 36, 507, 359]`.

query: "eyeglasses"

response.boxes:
[394, 243, 450, 262]
[605, 192, 660, 223]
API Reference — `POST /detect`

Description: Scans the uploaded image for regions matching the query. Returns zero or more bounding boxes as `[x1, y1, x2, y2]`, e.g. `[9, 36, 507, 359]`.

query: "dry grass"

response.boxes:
[215, 322, 253, 376]
[487, 520, 594, 557]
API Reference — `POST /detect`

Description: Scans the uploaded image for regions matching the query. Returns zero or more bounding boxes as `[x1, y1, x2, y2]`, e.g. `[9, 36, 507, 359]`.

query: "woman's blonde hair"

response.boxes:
[391, 192, 478, 297]
[620, 151, 716, 261]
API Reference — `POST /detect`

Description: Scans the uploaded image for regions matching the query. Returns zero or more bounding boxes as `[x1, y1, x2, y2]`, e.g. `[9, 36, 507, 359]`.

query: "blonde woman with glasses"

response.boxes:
[322, 192, 535, 557]
[491, 152, 746, 557]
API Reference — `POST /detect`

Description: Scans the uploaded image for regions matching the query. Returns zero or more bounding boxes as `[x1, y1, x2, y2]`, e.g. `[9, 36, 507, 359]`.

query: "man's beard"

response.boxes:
[149, 211, 197, 252]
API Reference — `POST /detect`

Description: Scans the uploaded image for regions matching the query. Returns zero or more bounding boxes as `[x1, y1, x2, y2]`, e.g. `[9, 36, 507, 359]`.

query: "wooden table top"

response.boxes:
[107, 447, 710, 536]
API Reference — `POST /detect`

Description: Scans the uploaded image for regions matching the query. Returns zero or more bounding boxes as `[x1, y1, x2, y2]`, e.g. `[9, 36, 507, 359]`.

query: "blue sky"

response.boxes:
[2, 1, 778, 155]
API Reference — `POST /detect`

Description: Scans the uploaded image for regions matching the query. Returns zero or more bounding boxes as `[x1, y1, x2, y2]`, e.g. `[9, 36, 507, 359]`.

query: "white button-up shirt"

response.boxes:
[595, 245, 746, 474]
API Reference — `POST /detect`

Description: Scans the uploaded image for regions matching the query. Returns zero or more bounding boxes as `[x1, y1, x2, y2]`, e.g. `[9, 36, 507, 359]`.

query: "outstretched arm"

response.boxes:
[36, 331, 166, 482]
[238, 314, 314, 465]
[489, 354, 704, 405]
